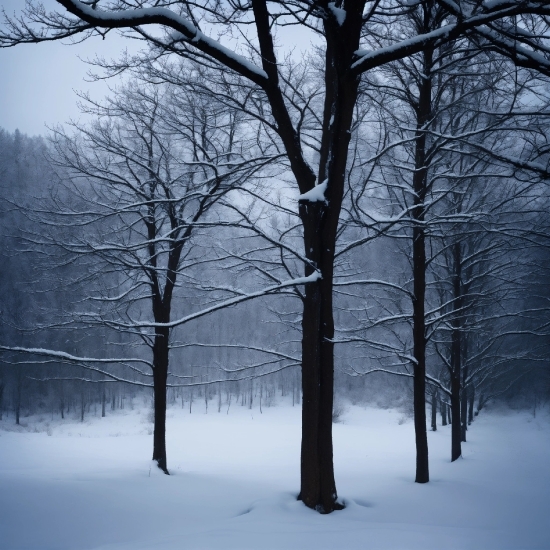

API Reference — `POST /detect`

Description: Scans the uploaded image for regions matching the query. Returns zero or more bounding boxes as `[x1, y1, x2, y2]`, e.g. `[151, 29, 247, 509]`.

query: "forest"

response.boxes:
[1, 1, 550, 548]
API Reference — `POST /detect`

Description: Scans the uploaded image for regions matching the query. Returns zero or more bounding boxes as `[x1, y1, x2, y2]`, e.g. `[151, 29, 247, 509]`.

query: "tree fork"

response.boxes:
[296, 0, 364, 513]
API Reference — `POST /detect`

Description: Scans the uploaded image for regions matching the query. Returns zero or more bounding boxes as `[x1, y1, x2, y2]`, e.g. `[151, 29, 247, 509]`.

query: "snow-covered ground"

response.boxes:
[0, 400, 549, 550]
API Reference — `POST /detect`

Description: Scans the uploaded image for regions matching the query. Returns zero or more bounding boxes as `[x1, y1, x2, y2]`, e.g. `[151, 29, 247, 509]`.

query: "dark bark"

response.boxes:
[411, 231, 429, 480]
[101, 384, 106, 418]
[468, 385, 475, 425]
[15, 370, 22, 425]
[451, 366, 461, 461]
[152, 327, 169, 474]
[431, 390, 437, 431]
[475, 392, 485, 416]
[80, 388, 85, 422]
[411, 41, 433, 484]
[460, 368, 469, 442]
[451, 241, 463, 462]
[59, 383, 65, 419]
[147, 181, 179, 474]
[440, 399, 447, 426]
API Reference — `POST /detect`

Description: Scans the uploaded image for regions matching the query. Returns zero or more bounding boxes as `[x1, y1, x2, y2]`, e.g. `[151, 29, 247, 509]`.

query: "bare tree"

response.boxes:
[6, 75, 288, 473]
[337, 17, 547, 470]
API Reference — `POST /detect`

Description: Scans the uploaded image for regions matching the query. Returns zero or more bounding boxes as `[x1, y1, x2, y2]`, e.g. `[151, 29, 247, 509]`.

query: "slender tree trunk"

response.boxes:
[410, 43, 433, 484]
[152, 328, 169, 474]
[431, 391, 437, 431]
[451, 242, 463, 462]
[101, 384, 106, 418]
[461, 371, 469, 442]
[440, 399, 447, 426]
[14, 368, 23, 425]
[460, 390, 467, 442]
[450, 330, 462, 461]
[476, 392, 484, 416]
[80, 387, 85, 422]
[468, 385, 475, 425]
[412, 222, 429, 482]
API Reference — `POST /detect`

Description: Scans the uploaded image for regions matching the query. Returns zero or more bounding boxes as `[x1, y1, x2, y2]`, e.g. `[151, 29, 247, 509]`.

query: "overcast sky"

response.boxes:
[0, 0, 137, 136]
[0, 39, 133, 136]
[0, 1, 318, 137]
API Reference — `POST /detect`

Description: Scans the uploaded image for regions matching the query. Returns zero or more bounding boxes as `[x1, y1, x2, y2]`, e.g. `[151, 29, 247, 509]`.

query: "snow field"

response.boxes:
[0, 401, 549, 549]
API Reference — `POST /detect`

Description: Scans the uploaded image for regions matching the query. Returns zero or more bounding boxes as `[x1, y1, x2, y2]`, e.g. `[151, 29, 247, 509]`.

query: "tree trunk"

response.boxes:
[293, 3, 363, 513]
[451, 370, 461, 461]
[476, 392, 484, 416]
[410, 43, 433, 484]
[451, 241, 463, 462]
[299, 203, 340, 513]
[80, 388, 85, 422]
[468, 385, 475, 425]
[15, 370, 22, 425]
[101, 384, 106, 418]
[259, 383, 263, 414]
[250, 0, 368, 513]
[431, 391, 437, 431]
[412, 221, 429, 482]
[152, 328, 169, 475]
[440, 399, 447, 426]
[460, 379, 468, 442]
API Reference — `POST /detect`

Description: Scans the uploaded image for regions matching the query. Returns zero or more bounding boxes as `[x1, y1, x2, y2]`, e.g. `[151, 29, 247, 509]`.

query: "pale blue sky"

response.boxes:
[0, 1, 317, 136]
[1, 0, 134, 135]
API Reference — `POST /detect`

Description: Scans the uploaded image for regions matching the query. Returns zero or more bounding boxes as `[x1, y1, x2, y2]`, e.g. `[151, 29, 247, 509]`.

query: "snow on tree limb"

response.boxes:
[94, 271, 322, 329]
[1, 1, 269, 85]
[352, 1, 550, 75]
[298, 180, 328, 203]
[0, 346, 152, 368]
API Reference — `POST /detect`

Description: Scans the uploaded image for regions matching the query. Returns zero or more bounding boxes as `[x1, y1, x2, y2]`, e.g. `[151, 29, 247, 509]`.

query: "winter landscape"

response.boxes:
[1, 1, 550, 549]
[2, 398, 549, 550]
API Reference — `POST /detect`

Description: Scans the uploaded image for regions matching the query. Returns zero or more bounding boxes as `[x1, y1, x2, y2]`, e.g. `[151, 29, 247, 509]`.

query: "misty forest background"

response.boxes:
[2, 61, 550, 423]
